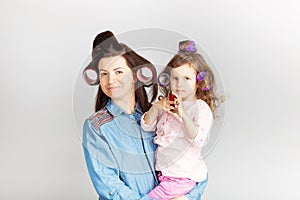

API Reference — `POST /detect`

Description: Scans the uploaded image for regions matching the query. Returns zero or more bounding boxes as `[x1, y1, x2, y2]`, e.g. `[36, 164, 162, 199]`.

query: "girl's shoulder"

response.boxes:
[184, 99, 209, 109]
[196, 99, 209, 107]
[190, 99, 213, 114]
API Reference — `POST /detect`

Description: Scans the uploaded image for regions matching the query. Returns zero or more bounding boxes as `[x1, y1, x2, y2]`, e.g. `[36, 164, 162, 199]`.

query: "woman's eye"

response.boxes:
[116, 71, 123, 74]
[172, 77, 178, 80]
[100, 72, 107, 76]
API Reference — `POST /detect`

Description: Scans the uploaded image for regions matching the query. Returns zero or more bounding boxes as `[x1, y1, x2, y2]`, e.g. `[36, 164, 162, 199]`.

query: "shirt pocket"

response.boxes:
[114, 116, 141, 137]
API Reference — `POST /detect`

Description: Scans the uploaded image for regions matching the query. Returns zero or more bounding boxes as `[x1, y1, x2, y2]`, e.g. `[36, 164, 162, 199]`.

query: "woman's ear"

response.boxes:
[132, 71, 138, 83]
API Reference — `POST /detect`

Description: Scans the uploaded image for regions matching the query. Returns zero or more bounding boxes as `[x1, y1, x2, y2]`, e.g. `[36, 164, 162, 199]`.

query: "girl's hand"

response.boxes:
[144, 97, 175, 125]
[153, 97, 176, 114]
[170, 92, 183, 118]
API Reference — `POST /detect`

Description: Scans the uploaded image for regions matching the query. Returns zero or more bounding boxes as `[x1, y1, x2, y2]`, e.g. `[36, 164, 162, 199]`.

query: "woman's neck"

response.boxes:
[112, 94, 136, 114]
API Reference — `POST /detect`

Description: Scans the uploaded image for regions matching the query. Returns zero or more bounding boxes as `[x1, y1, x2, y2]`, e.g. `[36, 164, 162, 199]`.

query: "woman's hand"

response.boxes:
[171, 196, 188, 200]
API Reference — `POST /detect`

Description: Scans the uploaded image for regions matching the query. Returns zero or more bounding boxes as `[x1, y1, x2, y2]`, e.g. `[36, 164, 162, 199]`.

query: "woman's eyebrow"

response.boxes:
[99, 67, 124, 72]
[113, 67, 124, 71]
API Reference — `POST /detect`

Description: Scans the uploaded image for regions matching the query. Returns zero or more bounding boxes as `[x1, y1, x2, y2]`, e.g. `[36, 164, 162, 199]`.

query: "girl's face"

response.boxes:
[170, 64, 197, 101]
[98, 56, 135, 102]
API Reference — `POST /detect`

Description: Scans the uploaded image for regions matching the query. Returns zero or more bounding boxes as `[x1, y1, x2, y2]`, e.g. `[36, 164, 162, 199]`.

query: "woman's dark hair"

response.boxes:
[85, 31, 158, 113]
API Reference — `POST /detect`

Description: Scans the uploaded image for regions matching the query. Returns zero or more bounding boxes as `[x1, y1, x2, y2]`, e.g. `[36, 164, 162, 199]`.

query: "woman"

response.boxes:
[82, 30, 207, 199]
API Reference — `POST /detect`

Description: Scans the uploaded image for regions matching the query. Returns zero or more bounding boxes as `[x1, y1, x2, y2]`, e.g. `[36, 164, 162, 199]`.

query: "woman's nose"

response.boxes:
[108, 73, 117, 83]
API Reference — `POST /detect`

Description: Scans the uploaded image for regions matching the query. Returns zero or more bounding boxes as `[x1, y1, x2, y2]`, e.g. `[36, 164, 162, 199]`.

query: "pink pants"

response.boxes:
[148, 173, 196, 200]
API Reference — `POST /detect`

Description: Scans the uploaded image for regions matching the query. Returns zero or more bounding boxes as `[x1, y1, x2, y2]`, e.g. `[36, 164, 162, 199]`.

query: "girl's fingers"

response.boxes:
[173, 99, 179, 105]
[171, 91, 182, 101]
[160, 97, 178, 112]
[166, 110, 173, 115]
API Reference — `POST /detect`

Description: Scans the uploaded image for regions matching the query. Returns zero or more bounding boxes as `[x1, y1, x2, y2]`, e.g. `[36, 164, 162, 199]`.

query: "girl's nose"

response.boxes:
[176, 78, 183, 86]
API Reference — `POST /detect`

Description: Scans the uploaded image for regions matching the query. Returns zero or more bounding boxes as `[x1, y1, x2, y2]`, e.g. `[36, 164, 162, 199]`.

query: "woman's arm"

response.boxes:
[83, 120, 151, 200]
[184, 176, 208, 200]
[83, 147, 151, 200]
[170, 177, 208, 200]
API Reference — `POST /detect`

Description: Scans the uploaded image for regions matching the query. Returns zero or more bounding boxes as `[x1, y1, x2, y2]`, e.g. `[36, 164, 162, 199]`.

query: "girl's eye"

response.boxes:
[185, 77, 191, 80]
[172, 77, 178, 80]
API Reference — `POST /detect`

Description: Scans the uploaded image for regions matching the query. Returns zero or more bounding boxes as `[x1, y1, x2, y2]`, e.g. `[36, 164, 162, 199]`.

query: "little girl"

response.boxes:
[141, 40, 222, 200]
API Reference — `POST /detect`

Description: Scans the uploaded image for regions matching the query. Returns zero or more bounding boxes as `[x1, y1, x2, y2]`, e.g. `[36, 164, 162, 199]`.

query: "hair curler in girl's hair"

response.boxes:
[196, 71, 211, 90]
[178, 40, 197, 53]
[196, 71, 209, 82]
[157, 72, 170, 87]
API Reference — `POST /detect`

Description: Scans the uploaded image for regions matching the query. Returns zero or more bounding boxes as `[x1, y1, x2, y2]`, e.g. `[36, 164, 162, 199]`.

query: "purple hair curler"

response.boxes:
[196, 71, 211, 91]
[201, 86, 211, 91]
[196, 71, 209, 82]
[178, 40, 197, 53]
[158, 73, 170, 87]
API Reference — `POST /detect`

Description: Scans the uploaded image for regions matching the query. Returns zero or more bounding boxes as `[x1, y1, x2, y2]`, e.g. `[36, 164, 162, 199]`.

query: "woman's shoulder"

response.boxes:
[85, 108, 114, 131]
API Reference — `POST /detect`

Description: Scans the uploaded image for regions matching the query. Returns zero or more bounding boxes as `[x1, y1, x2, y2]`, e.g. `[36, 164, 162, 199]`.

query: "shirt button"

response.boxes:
[138, 134, 142, 139]
[109, 192, 113, 196]
[132, 120, 136, 124]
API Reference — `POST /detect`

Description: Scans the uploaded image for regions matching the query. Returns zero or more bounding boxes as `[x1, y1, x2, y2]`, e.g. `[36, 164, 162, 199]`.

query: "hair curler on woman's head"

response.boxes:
[82, 30, 158, 112]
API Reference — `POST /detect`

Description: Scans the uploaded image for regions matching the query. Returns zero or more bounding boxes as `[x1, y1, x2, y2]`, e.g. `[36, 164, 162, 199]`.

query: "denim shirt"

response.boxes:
[82, 99, 207, 200]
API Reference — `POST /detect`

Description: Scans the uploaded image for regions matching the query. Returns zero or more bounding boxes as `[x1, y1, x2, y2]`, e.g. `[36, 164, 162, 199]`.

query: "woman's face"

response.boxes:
[98, 56, 135, 102]
[170, 64, 197, 101]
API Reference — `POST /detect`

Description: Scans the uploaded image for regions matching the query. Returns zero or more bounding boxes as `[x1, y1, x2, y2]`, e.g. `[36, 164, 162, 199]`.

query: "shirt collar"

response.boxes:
[135, 102, 143, 115]
[106, 99, 143, 116]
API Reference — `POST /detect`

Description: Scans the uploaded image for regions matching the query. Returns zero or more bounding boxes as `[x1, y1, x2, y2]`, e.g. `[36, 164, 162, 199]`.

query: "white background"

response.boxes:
[1, 0, 299, 199]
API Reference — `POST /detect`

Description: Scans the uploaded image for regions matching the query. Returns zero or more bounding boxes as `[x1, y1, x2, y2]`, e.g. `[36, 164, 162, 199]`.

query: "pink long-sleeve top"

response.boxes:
[141, 99, 213, 182]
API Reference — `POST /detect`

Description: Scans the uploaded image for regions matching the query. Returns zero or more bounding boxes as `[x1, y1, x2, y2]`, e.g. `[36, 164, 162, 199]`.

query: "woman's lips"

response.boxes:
[107, 86, 119, 90]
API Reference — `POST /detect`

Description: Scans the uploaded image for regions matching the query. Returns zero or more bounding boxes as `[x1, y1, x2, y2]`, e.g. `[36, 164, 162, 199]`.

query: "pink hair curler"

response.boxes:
[136, 66, 154, 86]
[82, 67, 99, 86]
